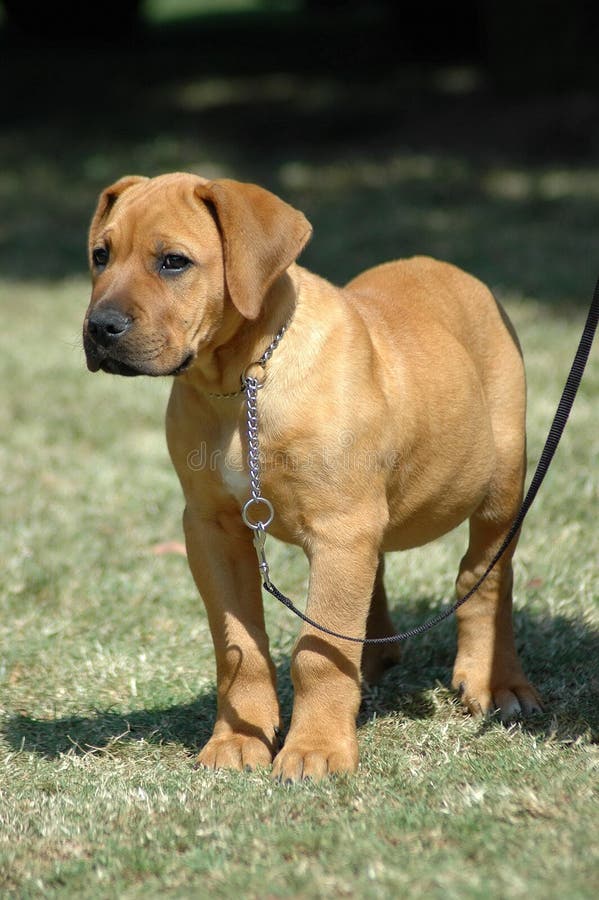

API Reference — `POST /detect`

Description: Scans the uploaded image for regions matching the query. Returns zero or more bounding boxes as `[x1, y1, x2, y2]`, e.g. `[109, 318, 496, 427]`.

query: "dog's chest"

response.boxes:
[216, 417, 247, 503]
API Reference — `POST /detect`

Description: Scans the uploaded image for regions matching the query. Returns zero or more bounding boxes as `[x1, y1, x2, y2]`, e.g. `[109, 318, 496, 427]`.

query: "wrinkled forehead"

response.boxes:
[93, 175, 216, 248]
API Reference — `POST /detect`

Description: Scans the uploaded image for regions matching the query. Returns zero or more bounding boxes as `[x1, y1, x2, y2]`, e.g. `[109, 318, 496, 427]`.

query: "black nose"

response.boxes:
[87, 307, 133, 346]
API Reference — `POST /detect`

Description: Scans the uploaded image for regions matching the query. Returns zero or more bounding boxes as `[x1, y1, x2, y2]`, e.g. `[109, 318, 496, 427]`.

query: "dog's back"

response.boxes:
[346, 254, 525, 424]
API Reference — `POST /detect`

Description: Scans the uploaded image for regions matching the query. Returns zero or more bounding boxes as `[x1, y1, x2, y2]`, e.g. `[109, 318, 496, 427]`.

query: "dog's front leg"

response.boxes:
[184, 507, 281, 771]
[272, 535, 380, 782]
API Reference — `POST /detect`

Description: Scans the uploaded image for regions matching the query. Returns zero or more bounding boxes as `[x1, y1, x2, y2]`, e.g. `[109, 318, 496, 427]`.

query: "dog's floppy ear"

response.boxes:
[195, 179, 312, 320]
[89, 175, 149, 246]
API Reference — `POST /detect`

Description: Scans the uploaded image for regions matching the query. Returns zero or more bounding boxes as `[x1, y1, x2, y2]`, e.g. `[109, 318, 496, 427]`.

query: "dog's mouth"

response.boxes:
[85, 338, 195, 379]
[168, 352, 195, 376]
[98, 357, 143, 377]
[84, 338, 143, 377]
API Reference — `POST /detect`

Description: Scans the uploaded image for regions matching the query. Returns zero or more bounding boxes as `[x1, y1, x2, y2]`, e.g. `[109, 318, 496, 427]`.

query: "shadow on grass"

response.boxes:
[3, 695, 217, 761]
[357, 601, 599, 742]
[4, 603, 598, 759]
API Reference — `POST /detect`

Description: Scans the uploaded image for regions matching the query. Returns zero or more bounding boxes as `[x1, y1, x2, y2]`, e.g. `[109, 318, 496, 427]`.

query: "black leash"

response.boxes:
[264, 280, 599, 643]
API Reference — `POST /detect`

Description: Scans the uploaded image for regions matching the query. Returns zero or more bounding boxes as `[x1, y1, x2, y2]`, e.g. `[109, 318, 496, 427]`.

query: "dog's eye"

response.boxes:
[161, 254, 191, 272]
[92, 247, 109, 268]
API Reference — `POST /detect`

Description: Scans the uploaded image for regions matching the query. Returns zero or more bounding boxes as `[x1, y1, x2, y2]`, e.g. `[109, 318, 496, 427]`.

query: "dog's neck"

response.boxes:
[181, 267, 300, 396]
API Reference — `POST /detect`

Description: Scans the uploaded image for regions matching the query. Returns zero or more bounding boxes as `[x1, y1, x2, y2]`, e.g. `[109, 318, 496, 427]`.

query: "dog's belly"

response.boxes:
[381, 413, 496, 551]
[261, 412, 495, 552]
[381, 487, 486, 551]
[258, 340, 498, 553]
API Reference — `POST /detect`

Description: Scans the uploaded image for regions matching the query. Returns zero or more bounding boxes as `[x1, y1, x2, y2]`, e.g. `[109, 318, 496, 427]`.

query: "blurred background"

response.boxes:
[2, 0, 599, 305]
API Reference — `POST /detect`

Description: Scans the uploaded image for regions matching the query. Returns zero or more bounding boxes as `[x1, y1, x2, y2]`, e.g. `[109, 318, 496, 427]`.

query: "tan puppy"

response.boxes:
[84, 172, 542, 781]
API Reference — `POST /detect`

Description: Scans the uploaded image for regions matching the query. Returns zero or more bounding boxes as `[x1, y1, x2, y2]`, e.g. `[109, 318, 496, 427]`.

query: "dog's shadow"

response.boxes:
[3, 694, 217, 761]
[357, 600, 599, 742]
[3, 602, 598, 759]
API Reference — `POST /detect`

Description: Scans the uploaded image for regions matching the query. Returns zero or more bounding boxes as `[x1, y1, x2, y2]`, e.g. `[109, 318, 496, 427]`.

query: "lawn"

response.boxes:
[1, 7, 598, 898]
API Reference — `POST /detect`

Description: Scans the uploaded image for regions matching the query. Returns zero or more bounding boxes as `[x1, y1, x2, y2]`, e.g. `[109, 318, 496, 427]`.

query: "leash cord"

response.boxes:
[252, 280, 599, 643]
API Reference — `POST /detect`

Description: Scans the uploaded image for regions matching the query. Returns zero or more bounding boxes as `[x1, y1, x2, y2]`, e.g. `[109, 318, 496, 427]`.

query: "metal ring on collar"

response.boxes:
[242, 496, 275, 530]
[241, 362, 266, 390]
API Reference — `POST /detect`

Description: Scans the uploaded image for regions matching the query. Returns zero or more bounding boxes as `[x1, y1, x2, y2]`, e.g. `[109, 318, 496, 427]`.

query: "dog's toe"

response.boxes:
[455, 677, 543, 723]
[493, 688, 526, 723]
[272, 738, 358, 783]
[196, 733, 274, 772]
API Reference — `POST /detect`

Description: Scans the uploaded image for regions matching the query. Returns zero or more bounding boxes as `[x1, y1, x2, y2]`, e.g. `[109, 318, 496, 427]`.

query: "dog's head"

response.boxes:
[83, 172, 312, 377]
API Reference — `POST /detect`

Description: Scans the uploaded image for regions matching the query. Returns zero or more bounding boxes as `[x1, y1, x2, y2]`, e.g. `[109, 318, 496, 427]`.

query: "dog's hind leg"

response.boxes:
[452, 309, 543, 722]
[361, 555, 402, 684]
[452, 461, 543, 721]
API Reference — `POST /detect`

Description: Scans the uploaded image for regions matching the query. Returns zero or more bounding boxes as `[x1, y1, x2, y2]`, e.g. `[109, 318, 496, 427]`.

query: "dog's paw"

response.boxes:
[195, 733, 275, 772]
[271, 737, 358, 783]
[452, 670, 543, 723]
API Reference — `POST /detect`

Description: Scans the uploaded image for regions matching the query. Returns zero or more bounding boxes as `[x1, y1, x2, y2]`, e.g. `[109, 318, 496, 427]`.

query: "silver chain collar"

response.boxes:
[208, 321, 290, 586]
[241, 374, 274, 587]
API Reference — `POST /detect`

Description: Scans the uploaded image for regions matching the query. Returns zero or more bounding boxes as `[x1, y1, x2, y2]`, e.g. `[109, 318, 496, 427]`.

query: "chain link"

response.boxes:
[258, 321, 288, 366]
[241, 374, 274, 528]
[245, 375, 262, 501]
[241, 373, 274, 586]
[208, 321, 289, 399]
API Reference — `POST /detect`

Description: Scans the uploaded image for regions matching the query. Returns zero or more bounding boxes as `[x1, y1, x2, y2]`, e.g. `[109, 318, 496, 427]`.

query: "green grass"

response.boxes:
[1, 14, 599, 895]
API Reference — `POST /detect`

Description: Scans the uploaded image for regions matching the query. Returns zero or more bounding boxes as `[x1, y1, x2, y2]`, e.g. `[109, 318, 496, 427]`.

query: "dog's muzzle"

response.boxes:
[83, 306, 195, 378]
